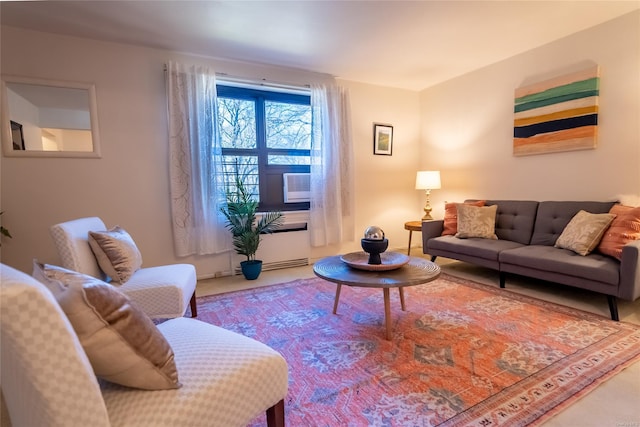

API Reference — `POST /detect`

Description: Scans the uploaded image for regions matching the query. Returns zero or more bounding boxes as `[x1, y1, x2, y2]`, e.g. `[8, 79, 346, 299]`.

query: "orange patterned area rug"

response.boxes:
[197, 274, 640, 426]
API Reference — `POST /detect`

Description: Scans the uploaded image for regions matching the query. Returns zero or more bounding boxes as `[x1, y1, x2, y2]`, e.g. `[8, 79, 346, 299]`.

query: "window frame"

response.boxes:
[217, 84, 311, 212]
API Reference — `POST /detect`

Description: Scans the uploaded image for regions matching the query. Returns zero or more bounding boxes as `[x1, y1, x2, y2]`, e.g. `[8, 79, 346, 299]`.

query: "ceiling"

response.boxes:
[1, 1, 638, 90]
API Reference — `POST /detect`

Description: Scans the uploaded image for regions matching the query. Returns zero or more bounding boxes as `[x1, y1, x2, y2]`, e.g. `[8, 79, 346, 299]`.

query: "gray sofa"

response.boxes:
[421, 200, 640, 321]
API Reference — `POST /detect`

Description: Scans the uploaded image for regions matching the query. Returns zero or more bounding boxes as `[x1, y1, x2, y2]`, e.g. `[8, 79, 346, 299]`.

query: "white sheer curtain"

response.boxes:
[165, 61, 230, 256]
[309, 83, 355, 246]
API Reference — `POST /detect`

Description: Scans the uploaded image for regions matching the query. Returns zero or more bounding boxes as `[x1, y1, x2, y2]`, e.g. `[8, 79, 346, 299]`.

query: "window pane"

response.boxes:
[265, 101, 311, 149]
[218, 97, 256, 149]
[221, 155, 259, 201]
[268, 154, 311, 165]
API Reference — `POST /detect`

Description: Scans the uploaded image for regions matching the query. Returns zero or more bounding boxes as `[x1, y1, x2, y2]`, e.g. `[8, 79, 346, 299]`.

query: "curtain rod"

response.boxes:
[216, 72, 311, 92]
[163, 64, 311, 92]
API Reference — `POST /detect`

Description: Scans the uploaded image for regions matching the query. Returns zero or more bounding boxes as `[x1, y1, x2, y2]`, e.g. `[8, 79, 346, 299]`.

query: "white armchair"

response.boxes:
[50, 217, 197, 318]
[0, 264, 288, 427]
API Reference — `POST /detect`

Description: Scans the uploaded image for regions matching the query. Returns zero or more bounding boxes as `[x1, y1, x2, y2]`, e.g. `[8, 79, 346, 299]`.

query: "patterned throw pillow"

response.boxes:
[33, 262, 180, 390]
[441, 200, 486, 236]
[455, 204, 498, 239]
[597, 205, 640, 260]
[89, 226, 142, 283]
[555, 210, 616, 256]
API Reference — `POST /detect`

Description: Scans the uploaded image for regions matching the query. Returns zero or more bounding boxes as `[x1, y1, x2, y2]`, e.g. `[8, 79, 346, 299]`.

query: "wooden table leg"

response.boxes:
[383, 288, 392, 340]
[399, 287, 406, 311]
[333, 284, 342, 314]
[407, 230, 413, 255]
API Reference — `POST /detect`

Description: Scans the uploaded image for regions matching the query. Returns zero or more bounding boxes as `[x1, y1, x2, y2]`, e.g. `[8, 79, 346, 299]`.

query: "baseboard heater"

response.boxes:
[234, 222, 310, 275]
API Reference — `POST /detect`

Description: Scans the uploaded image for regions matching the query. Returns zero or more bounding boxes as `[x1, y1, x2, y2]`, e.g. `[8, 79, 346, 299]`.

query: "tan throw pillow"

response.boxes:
[33, 262, 180, 390]
[455, 204, 498, 239]
[89, 226, 142, 283]
[555, 210, 616, 256]
[442, 200, 486, 236]
[597, 205, 640, 260]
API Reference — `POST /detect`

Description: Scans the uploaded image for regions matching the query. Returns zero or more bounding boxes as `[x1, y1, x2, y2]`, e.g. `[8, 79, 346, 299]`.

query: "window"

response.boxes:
[217, 85, 311, 211]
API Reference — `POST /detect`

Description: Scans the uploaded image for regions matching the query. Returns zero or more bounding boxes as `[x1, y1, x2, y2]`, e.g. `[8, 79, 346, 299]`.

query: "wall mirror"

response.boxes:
[1, 75, 101, 158]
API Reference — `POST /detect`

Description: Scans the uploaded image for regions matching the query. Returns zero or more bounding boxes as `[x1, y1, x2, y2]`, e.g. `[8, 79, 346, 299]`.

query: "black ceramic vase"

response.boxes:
[361, 238, 389, 265]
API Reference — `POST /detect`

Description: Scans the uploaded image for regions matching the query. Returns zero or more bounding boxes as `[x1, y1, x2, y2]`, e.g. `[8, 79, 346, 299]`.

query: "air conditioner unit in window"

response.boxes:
[283, 173, 310, 203]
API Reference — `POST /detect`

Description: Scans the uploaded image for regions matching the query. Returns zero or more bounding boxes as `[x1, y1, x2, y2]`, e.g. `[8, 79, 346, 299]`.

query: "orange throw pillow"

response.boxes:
[597, 204, 640, 260]
[442, 200, 486, 236]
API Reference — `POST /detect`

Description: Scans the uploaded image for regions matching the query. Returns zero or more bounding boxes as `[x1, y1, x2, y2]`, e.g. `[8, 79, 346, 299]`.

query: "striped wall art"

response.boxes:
[513, 66, 600, 156]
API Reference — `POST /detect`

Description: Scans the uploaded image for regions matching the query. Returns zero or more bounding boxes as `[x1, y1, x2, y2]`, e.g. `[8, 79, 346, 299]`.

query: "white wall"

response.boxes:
[4, 11, 636, 277]
[0, 25, 422, 276]
[335, 80, 422, 256]
[419, 11, 640, 220]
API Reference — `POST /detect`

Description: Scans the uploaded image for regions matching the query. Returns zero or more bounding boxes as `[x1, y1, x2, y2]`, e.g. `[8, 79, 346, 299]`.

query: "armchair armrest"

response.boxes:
[619, 239, 640, 301]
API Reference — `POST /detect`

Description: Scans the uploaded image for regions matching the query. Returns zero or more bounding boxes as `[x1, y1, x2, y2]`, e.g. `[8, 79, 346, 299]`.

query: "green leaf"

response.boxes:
[219, 166, 283, 261]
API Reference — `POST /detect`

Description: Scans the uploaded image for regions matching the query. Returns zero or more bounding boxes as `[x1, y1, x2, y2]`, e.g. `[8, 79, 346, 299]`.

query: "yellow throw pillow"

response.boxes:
[455, 204, 498, 239]
[33, 262, 180, 390]
[555, 210, 616, 256]
[89, 226, 142, 283]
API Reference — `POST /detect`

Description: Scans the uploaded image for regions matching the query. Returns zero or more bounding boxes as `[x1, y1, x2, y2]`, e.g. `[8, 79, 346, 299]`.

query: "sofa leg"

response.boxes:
[189, 292, 198, 318]
[430, 255, 437, 262]
[607, 295, 619, 321]
[499, 272, 506, 288]
[266, 399, 285, 427]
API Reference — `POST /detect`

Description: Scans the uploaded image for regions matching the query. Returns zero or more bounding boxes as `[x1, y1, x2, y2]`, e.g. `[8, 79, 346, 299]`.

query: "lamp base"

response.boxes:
[422, 189, 434, 221]
[422, 201, 433, 221]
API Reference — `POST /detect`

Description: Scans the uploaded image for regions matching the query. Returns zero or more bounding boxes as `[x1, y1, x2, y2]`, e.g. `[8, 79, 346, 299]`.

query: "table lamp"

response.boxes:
[415, 171, 441, 220]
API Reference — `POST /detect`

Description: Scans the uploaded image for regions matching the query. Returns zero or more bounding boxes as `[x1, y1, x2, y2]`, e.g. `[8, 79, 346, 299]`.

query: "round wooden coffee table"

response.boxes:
[313, 254, 441, 340]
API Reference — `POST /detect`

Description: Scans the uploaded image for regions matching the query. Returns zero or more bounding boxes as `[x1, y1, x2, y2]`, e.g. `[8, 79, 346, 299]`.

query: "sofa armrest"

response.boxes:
[619, 239, 640, 301]
[421, 220, 444, 252]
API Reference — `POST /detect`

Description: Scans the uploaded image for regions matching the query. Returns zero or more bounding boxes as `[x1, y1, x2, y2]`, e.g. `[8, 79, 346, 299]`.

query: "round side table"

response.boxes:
[404, 221, 423, 255]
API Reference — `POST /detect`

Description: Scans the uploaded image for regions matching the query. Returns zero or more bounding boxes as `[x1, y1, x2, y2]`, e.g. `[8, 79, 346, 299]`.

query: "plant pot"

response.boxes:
[240, 260, 263, 280]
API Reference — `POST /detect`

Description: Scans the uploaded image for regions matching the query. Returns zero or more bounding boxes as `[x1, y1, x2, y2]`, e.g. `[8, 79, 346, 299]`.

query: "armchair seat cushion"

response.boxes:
[120, 264, 197, 318]
[101, 318, 289, 427]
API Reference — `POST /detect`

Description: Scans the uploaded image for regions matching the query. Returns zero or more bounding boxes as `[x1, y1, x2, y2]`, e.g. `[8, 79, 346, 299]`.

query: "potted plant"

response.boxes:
[220, 172, 284, 280]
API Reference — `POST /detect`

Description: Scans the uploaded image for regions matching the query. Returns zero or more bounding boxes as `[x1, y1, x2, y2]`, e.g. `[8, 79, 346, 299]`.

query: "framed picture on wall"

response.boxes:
[373, 123, 393, 156]
[10, 121, 25, 151]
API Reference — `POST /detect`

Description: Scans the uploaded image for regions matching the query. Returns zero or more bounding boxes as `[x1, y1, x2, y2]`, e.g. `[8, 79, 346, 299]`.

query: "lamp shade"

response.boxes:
[415, 171, 441, 190]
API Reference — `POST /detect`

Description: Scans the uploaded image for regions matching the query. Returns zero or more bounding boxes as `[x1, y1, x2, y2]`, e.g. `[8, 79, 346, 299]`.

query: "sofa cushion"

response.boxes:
[598, 205, 640, 260]
[33, 262, 181, 390]
[442, 200, 485, 235]
[530, 201, 617, 246]
[483, 200, 539, 245]
[428, 235, 524, 261]
[499, 245, 619, 285]
[455, 204, 498, 239]
[554, 210, 616, 256]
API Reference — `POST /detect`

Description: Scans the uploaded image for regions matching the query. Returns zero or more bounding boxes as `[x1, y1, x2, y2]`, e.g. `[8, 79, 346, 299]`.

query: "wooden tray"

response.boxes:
[340, 251, 410, 271]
